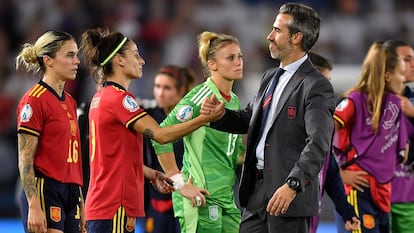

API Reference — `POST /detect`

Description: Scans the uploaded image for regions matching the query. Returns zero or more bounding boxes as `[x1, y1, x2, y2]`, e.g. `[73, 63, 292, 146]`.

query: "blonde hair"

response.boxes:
[346, 41, 401, 133]
[15, 31, 74, 74]
[197, 31, 239, 77]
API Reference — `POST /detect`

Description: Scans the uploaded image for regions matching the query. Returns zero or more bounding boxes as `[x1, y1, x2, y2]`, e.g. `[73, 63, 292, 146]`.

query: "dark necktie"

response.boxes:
[260, 68, 285, 131]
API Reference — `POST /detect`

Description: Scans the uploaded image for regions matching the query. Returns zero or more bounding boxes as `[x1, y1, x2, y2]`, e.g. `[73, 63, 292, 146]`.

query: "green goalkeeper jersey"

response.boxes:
[152, 78, 245, 199]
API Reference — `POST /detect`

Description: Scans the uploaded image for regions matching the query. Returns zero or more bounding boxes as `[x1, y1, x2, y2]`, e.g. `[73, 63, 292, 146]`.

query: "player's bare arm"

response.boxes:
[143, 128, 154, 139]
[133, 107, 224, 144]
[18, 133, 39, 199]
[18, 133, 47, 233]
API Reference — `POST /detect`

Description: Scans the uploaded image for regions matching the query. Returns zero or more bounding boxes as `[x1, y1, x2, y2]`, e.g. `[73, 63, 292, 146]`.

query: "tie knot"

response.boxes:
[274, 68, 285, 79]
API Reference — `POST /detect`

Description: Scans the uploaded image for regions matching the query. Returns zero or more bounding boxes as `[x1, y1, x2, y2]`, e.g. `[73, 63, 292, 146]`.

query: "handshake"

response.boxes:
[200, 94, 225, 121]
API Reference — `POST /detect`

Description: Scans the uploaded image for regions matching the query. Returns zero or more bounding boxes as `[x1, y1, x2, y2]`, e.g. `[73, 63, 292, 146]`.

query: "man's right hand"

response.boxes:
[201, 94, 225, 121]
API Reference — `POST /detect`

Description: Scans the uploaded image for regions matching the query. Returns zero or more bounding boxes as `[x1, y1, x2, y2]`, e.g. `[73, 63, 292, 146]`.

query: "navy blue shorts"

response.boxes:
[347, 188, 389, 233]
[87, 206, 145, 233]
[19, 176, 81, 232]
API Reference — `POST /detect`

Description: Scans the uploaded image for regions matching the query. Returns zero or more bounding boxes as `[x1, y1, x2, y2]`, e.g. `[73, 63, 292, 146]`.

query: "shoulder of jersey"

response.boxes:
[64, 90, 74, 98]
[112, 85, 126, 92]
[27, 84, 48, 98]
[188, 83, 212, 106]
[175, 84, 211, 122]
[336, 98, 349, 112]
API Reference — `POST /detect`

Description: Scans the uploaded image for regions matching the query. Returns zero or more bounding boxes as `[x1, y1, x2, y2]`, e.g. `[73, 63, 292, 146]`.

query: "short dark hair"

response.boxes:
[279, 3, 320, 52]
[308, 51, 332, 71]
[383, 39, 411, 54]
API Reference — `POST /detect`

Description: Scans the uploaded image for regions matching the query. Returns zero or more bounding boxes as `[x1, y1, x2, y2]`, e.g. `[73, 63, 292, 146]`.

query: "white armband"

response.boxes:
[169, 172, 184, 190]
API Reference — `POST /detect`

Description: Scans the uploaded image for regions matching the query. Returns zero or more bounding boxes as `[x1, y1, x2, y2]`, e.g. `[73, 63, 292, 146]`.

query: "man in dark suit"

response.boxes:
[201, 3, 335, 233]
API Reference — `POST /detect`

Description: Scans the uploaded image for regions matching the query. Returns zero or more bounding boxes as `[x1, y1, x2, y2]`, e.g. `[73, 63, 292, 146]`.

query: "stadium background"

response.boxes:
[1, 0, 413, 232]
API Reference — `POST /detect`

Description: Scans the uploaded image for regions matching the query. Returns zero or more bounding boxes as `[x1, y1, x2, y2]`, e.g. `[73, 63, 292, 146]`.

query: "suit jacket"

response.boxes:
[210, 58, 335, 217]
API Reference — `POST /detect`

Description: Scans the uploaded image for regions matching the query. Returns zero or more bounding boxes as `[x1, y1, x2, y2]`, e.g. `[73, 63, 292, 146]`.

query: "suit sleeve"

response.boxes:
[210, 69, 272, 134]
[324, 153, 356, 221]
[210, 103, 252, 134]
[288, 77, 335, 192]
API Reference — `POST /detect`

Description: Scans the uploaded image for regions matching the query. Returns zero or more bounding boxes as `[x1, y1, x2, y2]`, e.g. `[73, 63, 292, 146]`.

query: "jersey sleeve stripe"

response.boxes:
[18, 126, 40, 136]
[190, 85, 208, 102]
[194, 90, 212, 106]
[193, 87, 211, 105]
[333, 115, 345, 128]
[36, 88, 47, 98]
[29, 84, 47, 98]
[28, 84, 39, 96]
[125, 111, 147, 128]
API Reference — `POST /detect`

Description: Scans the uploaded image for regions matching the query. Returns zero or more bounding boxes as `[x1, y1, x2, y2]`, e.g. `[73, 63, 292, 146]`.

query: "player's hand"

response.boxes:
[345, 216, 361, 231]
[151, 171, 175, 194]
[178, 177, 210, 208]
[27, 201, 47, 233]
[201, 94, 225, 121]
[399, 96, 414, 118]
[340, 169, 369, 192]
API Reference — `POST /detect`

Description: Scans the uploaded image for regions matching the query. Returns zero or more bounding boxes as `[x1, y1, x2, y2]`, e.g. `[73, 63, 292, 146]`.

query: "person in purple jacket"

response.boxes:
[333, 41, 408, 233]
[307, 52, 360, 233]
[384, 39, 414, 233]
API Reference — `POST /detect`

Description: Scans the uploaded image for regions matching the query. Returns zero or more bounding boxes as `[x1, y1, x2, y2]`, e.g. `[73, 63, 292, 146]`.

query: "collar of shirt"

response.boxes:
[279, 54, 308, 78]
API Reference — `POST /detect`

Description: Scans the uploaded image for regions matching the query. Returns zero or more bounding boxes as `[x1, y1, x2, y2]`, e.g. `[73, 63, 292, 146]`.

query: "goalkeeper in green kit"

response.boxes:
[152, 31, 245, 233]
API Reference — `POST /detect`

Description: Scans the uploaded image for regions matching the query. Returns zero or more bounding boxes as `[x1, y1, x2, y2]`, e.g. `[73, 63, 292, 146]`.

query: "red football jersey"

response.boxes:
[86, 82, 147, 220]
[16, 81, 83, 185]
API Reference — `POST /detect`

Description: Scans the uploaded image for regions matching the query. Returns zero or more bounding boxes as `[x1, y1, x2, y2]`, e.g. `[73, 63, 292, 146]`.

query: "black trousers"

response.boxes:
[239, 178, 309, 233]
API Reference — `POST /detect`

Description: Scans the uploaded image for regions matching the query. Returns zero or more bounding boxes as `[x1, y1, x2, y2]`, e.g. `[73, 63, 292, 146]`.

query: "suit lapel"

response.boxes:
[251, 69, 278, 126]
[273, 72, 305, 121]
[272, 59, 313, 124]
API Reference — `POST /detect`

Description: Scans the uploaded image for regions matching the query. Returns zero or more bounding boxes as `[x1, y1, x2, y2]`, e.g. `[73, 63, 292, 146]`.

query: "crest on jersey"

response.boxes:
[70, 120, 77, 136]
[176, 105, 193, 122]
[20, 104, 33, 123]
[123, 95, 139, 112]
[336, 98, 349, 111]
[209, 205, 219, 221]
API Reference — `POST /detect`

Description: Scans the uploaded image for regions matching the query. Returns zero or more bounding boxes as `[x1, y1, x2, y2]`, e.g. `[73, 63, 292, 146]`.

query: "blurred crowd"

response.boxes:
[1, 0, 414, 218]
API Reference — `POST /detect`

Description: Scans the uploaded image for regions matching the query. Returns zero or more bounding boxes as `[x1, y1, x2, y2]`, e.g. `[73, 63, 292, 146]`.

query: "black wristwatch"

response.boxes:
[286, 177, 300, 192]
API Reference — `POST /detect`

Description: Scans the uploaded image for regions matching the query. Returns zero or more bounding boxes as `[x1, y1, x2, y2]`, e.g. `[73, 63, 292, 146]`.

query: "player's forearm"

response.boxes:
[157, 152, 180, 177]
[133, 115, 208, 145]
[143, 166, 159, 181]
[17, 133, 39, 202]
[153, 115, 209, 144]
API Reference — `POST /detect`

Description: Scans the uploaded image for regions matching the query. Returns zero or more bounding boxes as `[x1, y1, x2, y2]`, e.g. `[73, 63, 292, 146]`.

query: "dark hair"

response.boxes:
[80, 27, 129, 81]
[158, 65, 196, 93]
[279, 3, 320, 52]
[383, 39, 411, 54]
[16, 31, 75, 74]
[308, 51, 332, 71]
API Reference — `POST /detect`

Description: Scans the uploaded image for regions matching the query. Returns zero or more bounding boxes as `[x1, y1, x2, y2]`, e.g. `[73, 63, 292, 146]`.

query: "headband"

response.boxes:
[159, 67, 180, 80]
[100, 37, 128, 66]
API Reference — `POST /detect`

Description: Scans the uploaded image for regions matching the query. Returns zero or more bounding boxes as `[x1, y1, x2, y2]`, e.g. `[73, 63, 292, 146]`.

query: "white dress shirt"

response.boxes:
[256, 54, 308, 170]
